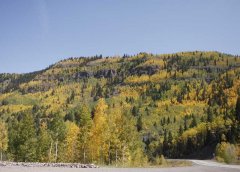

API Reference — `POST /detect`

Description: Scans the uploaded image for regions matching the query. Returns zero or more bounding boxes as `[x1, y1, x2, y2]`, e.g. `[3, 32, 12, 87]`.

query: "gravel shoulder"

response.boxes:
[0, 160, 240, 172]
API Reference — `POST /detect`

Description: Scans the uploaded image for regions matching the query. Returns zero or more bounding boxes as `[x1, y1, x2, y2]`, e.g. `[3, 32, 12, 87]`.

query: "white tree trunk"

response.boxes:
[108, 141, 111, 165]
[83, 147, 86, 164]
[49, 141, 53, 162]
[55, 140, 58, 162]
[115, 148, 118, 167]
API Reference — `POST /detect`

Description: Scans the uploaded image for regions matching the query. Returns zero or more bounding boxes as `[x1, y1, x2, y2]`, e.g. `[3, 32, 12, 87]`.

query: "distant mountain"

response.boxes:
[0, 51, 240, 164]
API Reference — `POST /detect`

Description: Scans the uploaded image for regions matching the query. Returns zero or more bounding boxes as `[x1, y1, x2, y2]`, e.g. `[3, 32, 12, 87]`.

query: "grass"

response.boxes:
[99, 160, 192, 168]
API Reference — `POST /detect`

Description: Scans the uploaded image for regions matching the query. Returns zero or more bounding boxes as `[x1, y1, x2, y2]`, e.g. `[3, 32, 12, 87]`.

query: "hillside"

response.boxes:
[0, 51, 240, 165]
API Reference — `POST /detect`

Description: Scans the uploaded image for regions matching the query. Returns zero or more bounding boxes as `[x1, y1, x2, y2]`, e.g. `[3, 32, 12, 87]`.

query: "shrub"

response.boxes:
[156, 155, 168, 166]
[215, 142, 237, 164]
[215, 156, 224, 163]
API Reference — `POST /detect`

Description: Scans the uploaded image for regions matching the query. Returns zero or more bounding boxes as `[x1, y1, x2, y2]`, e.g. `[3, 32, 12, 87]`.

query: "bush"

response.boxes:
[156, 155, 168, 166]
[215, 156, 224, 163]
[215, 142, 237, 164]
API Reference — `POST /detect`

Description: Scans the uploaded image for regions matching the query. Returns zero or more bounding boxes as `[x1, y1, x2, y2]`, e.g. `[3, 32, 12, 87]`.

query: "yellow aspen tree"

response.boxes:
[0, 121, 8, 161]
[90, 98, 108, 164]
[63, 121, 80, 162]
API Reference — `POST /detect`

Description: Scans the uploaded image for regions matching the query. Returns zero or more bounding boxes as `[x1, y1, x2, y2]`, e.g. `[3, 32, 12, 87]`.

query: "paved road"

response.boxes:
[191, 160, 240, 170]
[0, 160, 239, 172]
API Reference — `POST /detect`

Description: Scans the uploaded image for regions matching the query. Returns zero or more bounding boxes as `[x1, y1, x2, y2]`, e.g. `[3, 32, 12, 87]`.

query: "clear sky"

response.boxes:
[0, 0, 240, 73]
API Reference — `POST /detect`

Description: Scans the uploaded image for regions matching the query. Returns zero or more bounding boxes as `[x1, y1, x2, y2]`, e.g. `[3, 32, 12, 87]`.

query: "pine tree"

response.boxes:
[236, 96, 240, 121]
[132, 106, 139, 117]
[190, 115, 197, 128]
[168, 131, 173, 143]
[207, 107, 213, 122]
[184, 116, 188, 131]
[179, 125, 183, 136]
[64, 111, 75, 122]
[167, 117, 170, 124]
[137, 116, 143, 131]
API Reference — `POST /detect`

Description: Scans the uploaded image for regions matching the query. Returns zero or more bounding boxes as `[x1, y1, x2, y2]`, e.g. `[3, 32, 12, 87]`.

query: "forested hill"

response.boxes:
[0, 51, 240, 165]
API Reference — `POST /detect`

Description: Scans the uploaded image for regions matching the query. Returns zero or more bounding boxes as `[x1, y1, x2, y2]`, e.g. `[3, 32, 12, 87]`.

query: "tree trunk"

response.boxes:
[91, 150, 93, 163]
[100, 146, 102, 165]
[108, 141, 111, 165]
[122, 146, 125, 166]
[49, 140, 53, 162]
[83, 147, 86, 164]
[115, 148, 117, 167]
[0, 151, 2, 161]
[55, 140, 58, 162]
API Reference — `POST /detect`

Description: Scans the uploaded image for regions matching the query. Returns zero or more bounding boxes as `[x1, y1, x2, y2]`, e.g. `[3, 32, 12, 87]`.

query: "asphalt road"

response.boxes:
[0, 160, 239, 172]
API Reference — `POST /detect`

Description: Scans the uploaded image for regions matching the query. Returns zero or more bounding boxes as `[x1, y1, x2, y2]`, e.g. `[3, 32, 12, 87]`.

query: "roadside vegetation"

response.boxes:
[215, 142, 240, 164]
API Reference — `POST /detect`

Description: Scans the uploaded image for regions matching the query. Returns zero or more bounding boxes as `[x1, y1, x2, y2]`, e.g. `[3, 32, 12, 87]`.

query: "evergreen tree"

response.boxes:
[137, 116, 143, 131]
[184, 116, 188, 131]
[190, 115, 197, 128]
[207, 107, 214, 122]
[236, 96, 240, 121]
[168, 131, 173, 143]
[132, 106, 139, 117]
[64, 111, 75, 122]
[178, 125, 183, 136]
[167, 117, 170, 124]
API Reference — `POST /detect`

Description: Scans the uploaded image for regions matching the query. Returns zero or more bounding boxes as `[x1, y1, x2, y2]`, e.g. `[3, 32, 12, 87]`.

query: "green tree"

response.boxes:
[75, 105, 92, 128]
[49, 113, 66, 162]
[184, 116, 188, 131]
[207, 107, 214, 122]
[37, 122, 52, 162]
[76, 105, 92, 163]
[137, 116, 143, 131]
[216, 142, 237, 163]
[236, 96, 240, 121]
[0, 121, 8, 161]
[190, 115, 197, 128]
[132, 106, 139, 117]
[7, 118, 19, 161]
[17, 112, 37, 162]
[179, 125, 183, 136]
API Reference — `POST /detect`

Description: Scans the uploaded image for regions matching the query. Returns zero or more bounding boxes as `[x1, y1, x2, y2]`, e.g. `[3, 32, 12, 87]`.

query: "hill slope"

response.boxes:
[0, 51, 240, 164]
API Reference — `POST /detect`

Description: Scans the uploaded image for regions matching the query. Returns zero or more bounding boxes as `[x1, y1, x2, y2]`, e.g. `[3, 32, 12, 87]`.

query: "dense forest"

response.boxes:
[0, 51, 240, 165]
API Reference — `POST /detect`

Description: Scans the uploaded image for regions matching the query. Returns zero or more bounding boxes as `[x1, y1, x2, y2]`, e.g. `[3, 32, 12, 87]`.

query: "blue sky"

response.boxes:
[0, 0, 240, 73]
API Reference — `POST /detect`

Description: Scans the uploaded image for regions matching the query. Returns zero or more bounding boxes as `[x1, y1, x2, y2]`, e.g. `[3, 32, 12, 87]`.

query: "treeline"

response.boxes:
[1, 97, 239, 164]
[0, 99, 146, 166]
